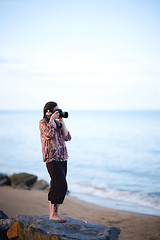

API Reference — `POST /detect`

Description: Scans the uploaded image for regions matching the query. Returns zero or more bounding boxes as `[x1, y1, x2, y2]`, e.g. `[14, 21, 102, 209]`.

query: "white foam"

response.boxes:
[68, 181, 160, 212]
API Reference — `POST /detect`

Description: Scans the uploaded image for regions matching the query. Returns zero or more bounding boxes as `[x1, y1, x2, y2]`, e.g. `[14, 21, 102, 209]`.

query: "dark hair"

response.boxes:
[43, 101, 57, 118]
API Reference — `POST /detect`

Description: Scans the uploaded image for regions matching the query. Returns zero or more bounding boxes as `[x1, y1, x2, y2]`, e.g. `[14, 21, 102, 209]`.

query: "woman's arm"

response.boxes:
[39, 120, 56, 139]
[58, 118, 71, 141]
[59, 118, 68, 137]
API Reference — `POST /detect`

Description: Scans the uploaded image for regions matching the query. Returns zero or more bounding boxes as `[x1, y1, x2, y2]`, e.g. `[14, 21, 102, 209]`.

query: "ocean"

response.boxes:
[0, 110, 160, 216]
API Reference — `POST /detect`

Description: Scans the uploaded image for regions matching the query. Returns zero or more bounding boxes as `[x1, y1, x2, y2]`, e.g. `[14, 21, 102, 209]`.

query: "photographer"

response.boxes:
[39, 101, 71, 222]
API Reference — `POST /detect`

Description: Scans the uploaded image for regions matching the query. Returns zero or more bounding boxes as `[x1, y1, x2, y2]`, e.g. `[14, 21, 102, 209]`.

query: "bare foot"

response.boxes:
[49, 203, 66, 222]
[49, 215, 67, 223]
[49, 213, 60, 220]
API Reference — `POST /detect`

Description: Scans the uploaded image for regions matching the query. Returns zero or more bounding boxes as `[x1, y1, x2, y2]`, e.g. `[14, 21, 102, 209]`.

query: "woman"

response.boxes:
[39, 101, 71, 222]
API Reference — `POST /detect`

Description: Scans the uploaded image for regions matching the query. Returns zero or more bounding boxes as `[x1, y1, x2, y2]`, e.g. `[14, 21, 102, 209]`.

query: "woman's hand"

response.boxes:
[58, 118, 64, 125]
[49, 111, 59, 123]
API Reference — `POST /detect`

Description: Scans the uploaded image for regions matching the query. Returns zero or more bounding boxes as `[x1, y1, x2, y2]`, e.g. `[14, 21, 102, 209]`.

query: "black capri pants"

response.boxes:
[46, 160, 67, 204]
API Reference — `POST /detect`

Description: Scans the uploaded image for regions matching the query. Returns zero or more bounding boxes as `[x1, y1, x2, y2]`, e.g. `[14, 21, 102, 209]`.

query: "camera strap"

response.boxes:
[54, 120, 62, 129]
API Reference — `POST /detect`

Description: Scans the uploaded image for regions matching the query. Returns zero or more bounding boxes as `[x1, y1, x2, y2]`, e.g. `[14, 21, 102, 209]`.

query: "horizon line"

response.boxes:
[0, 109, 160, 112]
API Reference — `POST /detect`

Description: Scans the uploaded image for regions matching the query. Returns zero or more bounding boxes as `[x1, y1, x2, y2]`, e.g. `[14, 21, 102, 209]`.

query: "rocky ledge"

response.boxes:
[0, 211, 121, 240]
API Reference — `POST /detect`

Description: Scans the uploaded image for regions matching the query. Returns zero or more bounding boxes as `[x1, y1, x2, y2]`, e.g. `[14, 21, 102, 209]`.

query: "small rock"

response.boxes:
[0, 211, 8, 220]
[0, 173, 11, 186]
[9, 173, 37, 187]
[0, 173, 8, 181]
[32, 179, 49, 190]
[16, 183, 31, 190]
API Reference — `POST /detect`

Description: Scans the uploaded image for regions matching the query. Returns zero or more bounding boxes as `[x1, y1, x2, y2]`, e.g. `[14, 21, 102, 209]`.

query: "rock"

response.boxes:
[0, 219, 13, 240]
[0, 173, 7, 180]
[0, 211, 9, 220]
[9, 173, 37, 188]
[32, 179, 49, 190]
[6, 215, 121, 240]
[0, 211, 12, 239]
[0, 173, 11, 186]
[16, 183, 31, 190]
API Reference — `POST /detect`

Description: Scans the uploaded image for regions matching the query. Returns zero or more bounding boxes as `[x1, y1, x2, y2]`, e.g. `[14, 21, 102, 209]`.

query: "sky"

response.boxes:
[0, 0, 160, 110]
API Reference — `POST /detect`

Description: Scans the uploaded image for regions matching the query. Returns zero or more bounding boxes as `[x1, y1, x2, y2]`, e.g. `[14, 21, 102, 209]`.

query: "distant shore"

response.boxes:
[0, 186, 160, 240]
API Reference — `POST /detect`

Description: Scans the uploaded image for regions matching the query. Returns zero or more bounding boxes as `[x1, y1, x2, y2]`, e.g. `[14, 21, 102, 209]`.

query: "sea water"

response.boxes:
[0, 110, 160, 216]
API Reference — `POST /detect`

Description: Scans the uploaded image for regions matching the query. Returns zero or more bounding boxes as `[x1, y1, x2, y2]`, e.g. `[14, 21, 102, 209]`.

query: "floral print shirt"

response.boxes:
[39, 118, 71, 163]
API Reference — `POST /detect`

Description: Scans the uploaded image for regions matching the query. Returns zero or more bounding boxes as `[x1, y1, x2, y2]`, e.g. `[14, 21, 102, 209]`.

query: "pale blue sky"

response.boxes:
[0, 0, 159, 110]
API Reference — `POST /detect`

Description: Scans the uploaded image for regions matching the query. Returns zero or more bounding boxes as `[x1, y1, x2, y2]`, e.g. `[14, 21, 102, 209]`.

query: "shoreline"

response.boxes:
[69, 192, 160, 217]
[0, 186, 160, 240]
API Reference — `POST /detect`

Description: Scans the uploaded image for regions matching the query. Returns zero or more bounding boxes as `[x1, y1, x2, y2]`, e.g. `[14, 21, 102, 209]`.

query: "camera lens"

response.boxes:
[58, 109, 68, 118]
[63, 112, 68, 118]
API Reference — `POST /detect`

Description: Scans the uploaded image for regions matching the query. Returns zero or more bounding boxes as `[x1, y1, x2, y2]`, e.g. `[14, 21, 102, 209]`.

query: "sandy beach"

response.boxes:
[0, 186, 160, 240]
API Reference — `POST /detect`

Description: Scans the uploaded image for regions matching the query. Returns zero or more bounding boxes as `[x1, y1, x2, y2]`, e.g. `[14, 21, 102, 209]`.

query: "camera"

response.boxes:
[46, 109, 68, 118]
[57, 109, 68, 118]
